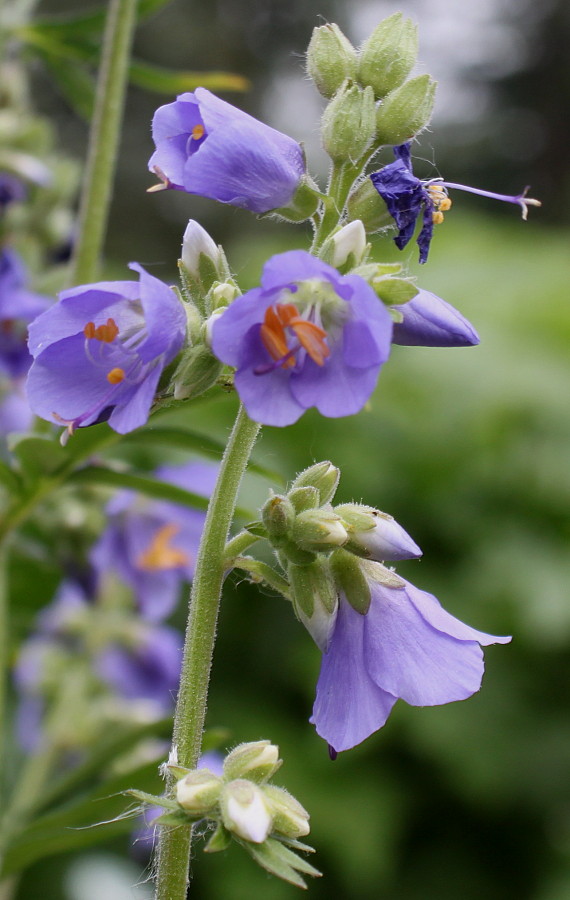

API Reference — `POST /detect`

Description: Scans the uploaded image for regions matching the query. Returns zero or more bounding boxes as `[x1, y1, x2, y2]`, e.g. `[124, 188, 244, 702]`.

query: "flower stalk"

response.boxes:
[68, 0, 138, 286]
[155, 404, 260, 900]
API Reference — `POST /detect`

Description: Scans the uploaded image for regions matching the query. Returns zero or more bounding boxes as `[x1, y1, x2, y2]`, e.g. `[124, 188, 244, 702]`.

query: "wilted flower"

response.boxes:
[26, 264, 186, 437]
[91, 461, 218, 621]
[0, 248, 51, 379]
[392, 288, 480, 347]
[148, 88, 306, 214]
[371, 142, 540, 264]
[211, 250, 393, 426]
[311, 557, 511, 753]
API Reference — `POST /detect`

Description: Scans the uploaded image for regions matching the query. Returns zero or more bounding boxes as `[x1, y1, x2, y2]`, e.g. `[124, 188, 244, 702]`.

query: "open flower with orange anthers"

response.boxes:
[211, 250, 393, 426]
[26, 264, 186, 437]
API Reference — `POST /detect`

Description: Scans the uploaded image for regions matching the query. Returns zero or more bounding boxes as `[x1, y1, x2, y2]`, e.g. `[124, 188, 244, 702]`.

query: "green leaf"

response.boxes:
[66, 467, 211, 510]
[39, 53, 96, 119]
[152, 810, 192, 827]
[126, 790, 179, 811]
[23, 11, 105, 45]
[0, 460, 22, 495]
[137, 0, 176, 19]
[372, 277, 419, 306]
[10, 436, 67, 482]
[129, 60, 249, 94]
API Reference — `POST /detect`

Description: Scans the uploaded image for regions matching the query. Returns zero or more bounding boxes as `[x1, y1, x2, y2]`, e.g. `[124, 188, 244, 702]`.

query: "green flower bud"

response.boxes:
[223, 741, 282, 784]
[289, 461, 340, 506]
[288, 557, 338, 650]
[263, 784, 310, 838]
[347, 177, 393, 233]
[179, 220, 230, 308]
[287, 485, 320, 514]
[375, 74, 437, 146]
[172, 342, 223, 401]
[306, 23, 358, 98]
[208, 281, 239, 311]
[330, 548, 371, 614]
[291, 508, 348, 553]
[335, 503, 422, 561]
[321, 82, 377, 163]
[221, 779, 273, 844]
[358, 13, 419, 98]
[176, 769, 222, 814]
[261, 495, 296, 546]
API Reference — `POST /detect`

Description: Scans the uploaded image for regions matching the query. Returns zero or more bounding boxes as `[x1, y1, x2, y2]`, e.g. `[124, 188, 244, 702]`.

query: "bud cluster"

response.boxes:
[307, 14, 436, 161]
[130, 741, 319, 887]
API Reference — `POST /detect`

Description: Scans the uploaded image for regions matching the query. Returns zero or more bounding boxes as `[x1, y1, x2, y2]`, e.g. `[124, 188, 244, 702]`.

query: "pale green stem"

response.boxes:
[310, 160, 360, 255]
[231, 557, 291, 600]
[155, 404, 260, 900]
[68, 0, 138, 286]
[223, 529, 260, 561]
[0, 544, 7, 778]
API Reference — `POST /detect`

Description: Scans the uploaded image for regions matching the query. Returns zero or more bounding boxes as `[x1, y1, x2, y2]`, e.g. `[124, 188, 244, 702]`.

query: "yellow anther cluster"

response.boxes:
[426, 183, 452, 225]
[106, 367, 126, 385]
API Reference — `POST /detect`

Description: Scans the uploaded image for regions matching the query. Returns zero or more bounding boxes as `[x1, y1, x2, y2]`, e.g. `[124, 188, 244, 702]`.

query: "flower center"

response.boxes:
[259, 302, 330, 370]
[83, 318, 119, 343]
[137, 523, 190, 571]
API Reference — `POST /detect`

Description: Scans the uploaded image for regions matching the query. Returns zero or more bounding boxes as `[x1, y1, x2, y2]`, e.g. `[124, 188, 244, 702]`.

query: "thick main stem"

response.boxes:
[68, 0, 138, 286]
[154, 405, 260, 900]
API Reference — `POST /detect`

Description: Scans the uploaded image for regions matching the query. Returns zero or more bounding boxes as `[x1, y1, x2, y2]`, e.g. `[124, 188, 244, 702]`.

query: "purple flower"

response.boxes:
[91, 461, 218, 621]
[26, 264, 186, 437]
[95, 622, 182, 711]
[211, 250, 393, 426]
[392, 289, 480, 347]
[311, 562, 511, 753]
[148, 88, 306, 214]
[0, 174, 27, 211]
[0, 248, 51, 378]
[371, 142, 540, 264]
[0, 379, 34, 438]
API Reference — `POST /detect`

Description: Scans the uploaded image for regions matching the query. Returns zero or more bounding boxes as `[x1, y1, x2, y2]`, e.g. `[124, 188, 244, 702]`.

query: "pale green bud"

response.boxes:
[176, 769, 222, 814]
[261, 495, 295, 546]
[375, 74, 437, 146]
[288, 558, 338, 650]
[321, 219, 367, 270]
[306, 23, 358, 98]
[223, 741, 282, 784]
[321, 82, 377, 163]
[291, 508, 348, 553]
[221, 779, 273, 844]
[208, 281, 238, 311]
[172, 343, 223, 400]
[263, 784, 310, 838]
[289, 461, 340, 506]
[179, 220, 230, 307]
[274, 174, 321, 223]
[330, 548, 371, 614]
[358, 13, 419, 98]
[287, 485, 320, 514]
[347, 178, 393, 233]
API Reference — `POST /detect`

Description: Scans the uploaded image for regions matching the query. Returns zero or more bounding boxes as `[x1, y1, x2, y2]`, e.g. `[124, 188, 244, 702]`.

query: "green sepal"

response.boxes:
[273, 175, 321, 223]
[261, 495, 295, 544]
[358, 13, 418, 98]
[204, 823, 232, 853]
[288, 486, 320, 514]
[330, 549, 371, 615]
[241, 837, 321, 887]
[289, 461, 340, 506]
[375, 74, 437, 146]
[244, 520, 269, 539]
[125, 790, 180, 811]
[152, 810, 194, 827]
[372, 277, 418, 306]
[277, 540, 317, 567]
[166, 765, 191, 780]
[306, 23, 357, 99]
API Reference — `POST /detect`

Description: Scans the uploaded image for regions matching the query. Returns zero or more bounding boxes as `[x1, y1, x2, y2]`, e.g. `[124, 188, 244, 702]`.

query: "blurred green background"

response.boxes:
[9, 0, 570, 897]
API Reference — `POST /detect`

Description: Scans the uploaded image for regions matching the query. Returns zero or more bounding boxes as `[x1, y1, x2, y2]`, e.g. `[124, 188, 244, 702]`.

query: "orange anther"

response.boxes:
[137, 523, 190, 571]
[432, 211, 445, 225]
[106, 367, 126, 384]
[192, 124, 205, 141]
[83, 321, 96, 339]
[259, 302, 329, 369]
[84, 317, 119, 343]
[290, 319, 330, 366]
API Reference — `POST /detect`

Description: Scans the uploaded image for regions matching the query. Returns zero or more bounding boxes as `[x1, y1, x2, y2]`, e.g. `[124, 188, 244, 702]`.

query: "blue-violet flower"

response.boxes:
[311, 560, 511, 753]
[26, 264, 186, 437]
[148, 88, 306, 214]
[0, 248, 51, 379]
[211, 250, 393, 426]
[371, 142, 540, 264]
[392, 288, 480, 347]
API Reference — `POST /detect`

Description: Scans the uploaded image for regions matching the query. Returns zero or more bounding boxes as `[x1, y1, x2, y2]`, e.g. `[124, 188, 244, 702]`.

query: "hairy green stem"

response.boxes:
[155, 404, 260, 900]
[68, 0, 138, 286]
[310, 160, 360, 254]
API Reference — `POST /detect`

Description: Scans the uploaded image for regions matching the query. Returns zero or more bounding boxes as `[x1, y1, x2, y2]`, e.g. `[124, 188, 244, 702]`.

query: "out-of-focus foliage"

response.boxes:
[11, 212, 570, 898]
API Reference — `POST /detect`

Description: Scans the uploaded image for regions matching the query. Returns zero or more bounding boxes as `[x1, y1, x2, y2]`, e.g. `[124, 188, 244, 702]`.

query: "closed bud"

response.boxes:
[176, 769, 222, 814]
[347, 178, 393, 233]
[306, 23, 358, 99]
[321, 219, 368, 270]
[288, 485, 320, 513]
[291, 508, 348, 553]
[172, 343, 223, 400]
[261, 495, 296, 546]
[179, 220, 230, 306]
[289, 461, 340, 506]
[263, 784, 310, 838]
[289, 558, 338, 651]
[335, 503, 422, 561]
[375, 74, 437, 146]
[330, 548, 372, 615]
[321, 82, 377, 163]
[358, 13, 419, 98]
[223, 741, 282, 784]
[221, 779, 273, 844]
[208, 281, 239, 311]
